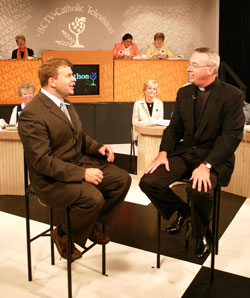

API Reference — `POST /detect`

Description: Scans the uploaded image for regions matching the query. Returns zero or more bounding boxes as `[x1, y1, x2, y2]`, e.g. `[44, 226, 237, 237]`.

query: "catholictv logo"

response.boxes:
[36, 4, 114, 49]
[56, 16, 86, 48]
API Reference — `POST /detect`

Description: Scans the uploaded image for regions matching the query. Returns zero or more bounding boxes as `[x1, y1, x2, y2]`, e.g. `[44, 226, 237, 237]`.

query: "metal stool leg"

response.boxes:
[215, 187, 221, 255]
[102, 224, 106, 275]
[210, 186, 220, 283]
[25, 190, 32, 281]
[49, 208, 55, 265]
[24, 157, 32, 281]
[65, 207, 72, 298]
[156, 211, 161, 268]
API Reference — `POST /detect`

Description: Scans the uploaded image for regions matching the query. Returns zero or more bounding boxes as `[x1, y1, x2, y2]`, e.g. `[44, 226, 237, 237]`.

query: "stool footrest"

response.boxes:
[30, 228, 52, 242]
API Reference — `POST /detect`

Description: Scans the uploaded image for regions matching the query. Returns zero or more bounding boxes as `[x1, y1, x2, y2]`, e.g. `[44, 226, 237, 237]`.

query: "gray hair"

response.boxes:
[18, 82, 35, 96]
[194, 47, 220, 74]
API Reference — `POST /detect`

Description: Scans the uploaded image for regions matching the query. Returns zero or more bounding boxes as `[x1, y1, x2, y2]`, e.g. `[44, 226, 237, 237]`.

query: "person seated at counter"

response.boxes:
[145, 32, 174, 59]
[11, 35, 34, 59]
[132, 80, 164, 142]
[9, 82, 35, 125]
[112, 33, 140, 59]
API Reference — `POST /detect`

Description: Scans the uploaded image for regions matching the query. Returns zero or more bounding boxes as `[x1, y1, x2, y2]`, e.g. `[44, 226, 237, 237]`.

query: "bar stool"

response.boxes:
[156, 181, 221, 283]
[23, 156, 107, 298]
[130, 124, 137, 174]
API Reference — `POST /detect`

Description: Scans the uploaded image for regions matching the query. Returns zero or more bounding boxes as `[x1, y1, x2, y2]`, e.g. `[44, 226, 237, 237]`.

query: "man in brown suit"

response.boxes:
[18, 58, 131, 260]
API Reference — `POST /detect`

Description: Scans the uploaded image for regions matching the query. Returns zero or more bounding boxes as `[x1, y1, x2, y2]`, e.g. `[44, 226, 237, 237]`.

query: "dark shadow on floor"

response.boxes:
[108, 190, 246, 265]
[182, 266, 250, 298]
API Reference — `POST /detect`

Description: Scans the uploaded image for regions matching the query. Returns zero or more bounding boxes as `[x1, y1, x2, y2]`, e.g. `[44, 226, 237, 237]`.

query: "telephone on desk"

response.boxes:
[0, 119, 7, 129]
[0, 119, 17, 131]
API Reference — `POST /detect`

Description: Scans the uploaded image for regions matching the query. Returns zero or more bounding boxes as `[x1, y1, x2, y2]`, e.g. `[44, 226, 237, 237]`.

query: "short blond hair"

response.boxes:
[38, 58, 73, 87]
[154, 32, 165, 41]
[143, 80, 159, 92]
[15, 35, 26, 43]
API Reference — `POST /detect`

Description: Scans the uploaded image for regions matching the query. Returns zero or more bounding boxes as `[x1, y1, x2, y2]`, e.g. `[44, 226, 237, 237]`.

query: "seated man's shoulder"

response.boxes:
[178, 82, 194, 94]
[219, 80, 243, 94]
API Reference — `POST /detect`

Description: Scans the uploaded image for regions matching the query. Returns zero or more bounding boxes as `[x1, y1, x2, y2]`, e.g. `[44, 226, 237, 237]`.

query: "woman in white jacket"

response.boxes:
[132, 80, 164, 142]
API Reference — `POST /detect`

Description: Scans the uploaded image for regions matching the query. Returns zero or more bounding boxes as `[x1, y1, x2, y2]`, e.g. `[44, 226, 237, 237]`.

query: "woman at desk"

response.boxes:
[112, 33, 140, 59]
[132, 80, 164, 142]
[145, 32, 174, 59]
[9, 82, 35, 125]
[11, 35, 34, 59]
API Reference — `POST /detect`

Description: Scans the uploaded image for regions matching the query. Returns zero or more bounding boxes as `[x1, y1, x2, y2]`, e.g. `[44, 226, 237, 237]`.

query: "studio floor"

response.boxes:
[1, 144, 250, 297]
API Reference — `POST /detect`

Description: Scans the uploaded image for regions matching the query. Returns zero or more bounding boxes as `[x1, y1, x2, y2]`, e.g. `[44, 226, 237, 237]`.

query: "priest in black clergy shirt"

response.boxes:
[139, 47, 245, 259]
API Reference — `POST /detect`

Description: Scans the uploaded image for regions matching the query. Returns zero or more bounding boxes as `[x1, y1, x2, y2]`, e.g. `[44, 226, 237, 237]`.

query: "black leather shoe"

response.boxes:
[165, 211, 191, 234]
[195, 236, 211, 259]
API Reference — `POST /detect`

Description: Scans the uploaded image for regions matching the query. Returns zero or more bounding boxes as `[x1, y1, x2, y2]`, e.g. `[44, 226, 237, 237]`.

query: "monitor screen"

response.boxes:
[72, 64, 100, 95]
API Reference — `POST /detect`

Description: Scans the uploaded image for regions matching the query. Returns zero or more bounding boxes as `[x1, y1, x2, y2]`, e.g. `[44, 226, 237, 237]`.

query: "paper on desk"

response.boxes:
[154, 119, 170, 126]
[136, 119, 170, 127]
[244, 124, 250, 133]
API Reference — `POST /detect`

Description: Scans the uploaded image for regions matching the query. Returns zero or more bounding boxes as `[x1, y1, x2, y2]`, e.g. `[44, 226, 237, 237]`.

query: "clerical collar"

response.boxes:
[198, 78, 217, 92]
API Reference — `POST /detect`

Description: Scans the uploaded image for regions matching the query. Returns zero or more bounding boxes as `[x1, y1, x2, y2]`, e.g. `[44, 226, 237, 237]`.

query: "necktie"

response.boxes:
[60, 100, 72, 124]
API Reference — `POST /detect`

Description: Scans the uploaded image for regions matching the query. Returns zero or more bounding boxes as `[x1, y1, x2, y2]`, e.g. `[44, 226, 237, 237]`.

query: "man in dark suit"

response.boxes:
[18, 58, 131, 260]
[139, 47, 245, 258]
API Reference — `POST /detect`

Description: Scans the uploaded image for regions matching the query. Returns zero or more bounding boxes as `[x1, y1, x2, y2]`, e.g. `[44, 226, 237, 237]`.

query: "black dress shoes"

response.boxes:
[195, 236, 211, 259]
[165, 211, 191, 234]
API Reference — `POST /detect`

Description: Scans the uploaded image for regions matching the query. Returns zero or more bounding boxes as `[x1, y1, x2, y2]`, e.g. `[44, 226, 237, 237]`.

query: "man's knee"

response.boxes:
[104, 165, 131, 190]
[120, 171, 132, 190]
[186, 183, 213, 203]
[77, 191, 105, 212]
[139, 174, 152, 192]
[92, 194, 105, 209]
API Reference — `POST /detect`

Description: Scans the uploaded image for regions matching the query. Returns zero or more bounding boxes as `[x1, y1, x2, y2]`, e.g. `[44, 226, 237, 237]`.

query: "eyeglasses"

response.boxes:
[187, 62, 214, 69]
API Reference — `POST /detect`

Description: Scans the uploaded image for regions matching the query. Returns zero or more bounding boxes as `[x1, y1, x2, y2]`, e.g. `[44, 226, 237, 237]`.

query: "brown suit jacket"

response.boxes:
[160, 79, 245, 186]
[18, 90, 105, 207]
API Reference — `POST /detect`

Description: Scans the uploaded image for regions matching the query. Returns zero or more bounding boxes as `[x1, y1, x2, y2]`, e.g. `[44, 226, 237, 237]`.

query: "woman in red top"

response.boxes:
[112, 33, 140, 59]
[11, 35, 34, 59]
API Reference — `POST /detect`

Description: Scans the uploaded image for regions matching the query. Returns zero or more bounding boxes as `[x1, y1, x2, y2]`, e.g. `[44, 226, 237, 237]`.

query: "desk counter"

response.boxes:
[222, 132, 250, 197]
[135, 125, 166, 177]
[0, 130, 24, 195]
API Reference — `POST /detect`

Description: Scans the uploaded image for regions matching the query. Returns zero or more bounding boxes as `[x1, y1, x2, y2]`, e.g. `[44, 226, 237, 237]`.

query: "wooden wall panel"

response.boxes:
[0, 56, 188, 105]
[114, 60, 188, 102]
[0, 60, 41, 104]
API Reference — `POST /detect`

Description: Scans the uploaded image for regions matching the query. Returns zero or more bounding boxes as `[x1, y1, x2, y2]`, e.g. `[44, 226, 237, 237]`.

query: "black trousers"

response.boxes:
[139, 154, 218, 238]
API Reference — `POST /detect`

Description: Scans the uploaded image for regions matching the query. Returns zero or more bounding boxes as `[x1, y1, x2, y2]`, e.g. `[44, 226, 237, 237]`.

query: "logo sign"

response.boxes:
[72, 64, 100, 95]
[36, 4, 114, 48]
[56, 17, 86, 48]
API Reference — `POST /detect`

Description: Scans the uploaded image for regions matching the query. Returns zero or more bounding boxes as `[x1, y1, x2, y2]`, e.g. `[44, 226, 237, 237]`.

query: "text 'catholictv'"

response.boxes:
[72, 64, 100, 95]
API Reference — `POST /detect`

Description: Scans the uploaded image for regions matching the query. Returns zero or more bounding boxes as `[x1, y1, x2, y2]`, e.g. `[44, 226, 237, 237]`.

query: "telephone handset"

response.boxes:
[0, 119, 7, 128]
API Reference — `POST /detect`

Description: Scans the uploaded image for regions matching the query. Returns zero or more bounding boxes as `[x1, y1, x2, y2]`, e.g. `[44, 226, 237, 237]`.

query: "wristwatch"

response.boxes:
[203, 161, 212, 169]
